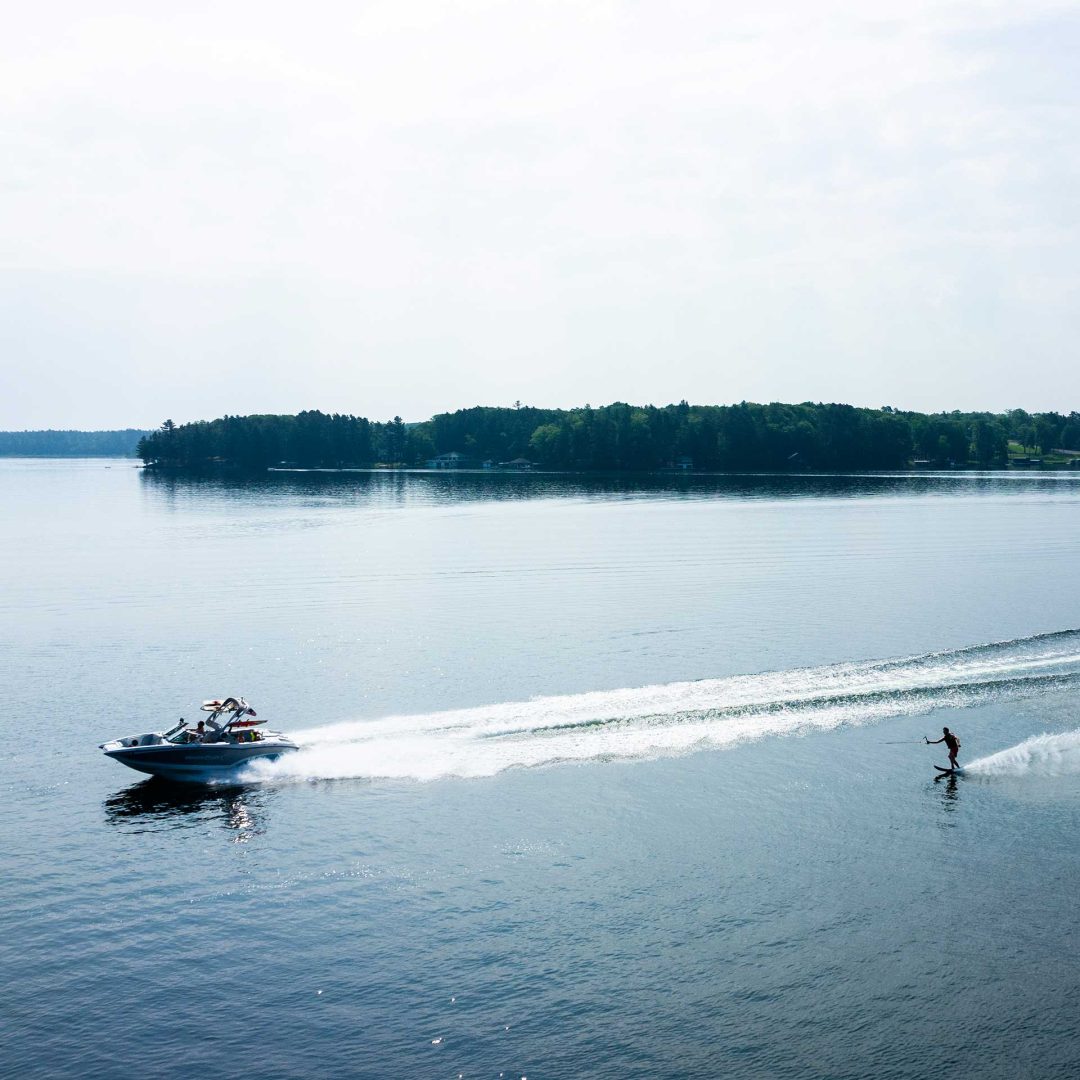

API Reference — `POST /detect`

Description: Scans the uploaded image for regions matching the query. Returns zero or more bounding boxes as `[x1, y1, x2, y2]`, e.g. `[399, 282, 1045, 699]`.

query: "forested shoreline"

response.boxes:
[132, 403, 1080, 473]
[0, 429, 152, 457]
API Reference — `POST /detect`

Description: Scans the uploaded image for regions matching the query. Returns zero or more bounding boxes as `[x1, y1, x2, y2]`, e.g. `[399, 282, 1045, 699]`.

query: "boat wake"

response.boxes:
[240, 629, 1080, 784]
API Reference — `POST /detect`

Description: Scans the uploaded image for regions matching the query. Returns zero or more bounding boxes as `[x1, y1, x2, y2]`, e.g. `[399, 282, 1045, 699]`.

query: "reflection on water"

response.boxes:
[104, 780, 272, 841]
[936, 772, 961, 811]
[140, 466, 1080, 511]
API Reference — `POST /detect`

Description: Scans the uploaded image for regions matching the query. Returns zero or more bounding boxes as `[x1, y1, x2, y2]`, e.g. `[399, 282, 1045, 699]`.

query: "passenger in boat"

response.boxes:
[196, 720, 206, 740]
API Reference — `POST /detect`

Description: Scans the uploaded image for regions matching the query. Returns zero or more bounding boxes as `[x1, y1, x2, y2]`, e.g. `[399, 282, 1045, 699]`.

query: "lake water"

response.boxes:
[3, 459, 1080, 1079]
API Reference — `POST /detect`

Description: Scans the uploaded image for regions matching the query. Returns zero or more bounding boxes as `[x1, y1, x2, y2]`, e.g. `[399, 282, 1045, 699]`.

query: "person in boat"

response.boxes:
[195, 720, 206, 741]
[926, 726, 961, 769]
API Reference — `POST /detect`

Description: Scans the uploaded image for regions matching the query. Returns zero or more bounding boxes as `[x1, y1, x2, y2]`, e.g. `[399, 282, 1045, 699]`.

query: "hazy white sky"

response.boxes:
[2, 0, 1079, 428]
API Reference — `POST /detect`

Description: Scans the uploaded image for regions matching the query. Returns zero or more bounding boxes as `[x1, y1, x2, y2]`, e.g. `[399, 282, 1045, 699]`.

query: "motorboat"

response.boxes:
[100, 697, 298, 782]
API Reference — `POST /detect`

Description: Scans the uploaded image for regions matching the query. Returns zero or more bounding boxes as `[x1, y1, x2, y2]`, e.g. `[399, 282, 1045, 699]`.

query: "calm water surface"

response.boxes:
[3, 460, 1080, 1079]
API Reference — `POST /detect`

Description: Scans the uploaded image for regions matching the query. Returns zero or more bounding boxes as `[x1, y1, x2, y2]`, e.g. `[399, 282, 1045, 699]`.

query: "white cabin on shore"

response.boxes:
[426, 451, 471, 469]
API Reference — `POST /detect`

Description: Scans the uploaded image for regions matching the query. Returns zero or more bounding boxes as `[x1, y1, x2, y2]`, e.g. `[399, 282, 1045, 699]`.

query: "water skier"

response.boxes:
[926, 726, 961, 770]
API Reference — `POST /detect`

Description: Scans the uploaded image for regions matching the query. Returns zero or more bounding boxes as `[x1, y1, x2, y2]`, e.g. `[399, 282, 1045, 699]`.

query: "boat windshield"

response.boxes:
[166, 729, 202, 745]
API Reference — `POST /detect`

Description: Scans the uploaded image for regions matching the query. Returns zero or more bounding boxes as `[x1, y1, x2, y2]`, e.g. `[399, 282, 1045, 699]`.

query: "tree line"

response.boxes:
[134, 403, 1080, 473]
[0, 429, 152, 456]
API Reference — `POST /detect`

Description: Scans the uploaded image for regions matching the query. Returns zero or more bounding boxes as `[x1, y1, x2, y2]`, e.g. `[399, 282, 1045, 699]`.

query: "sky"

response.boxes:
[2, 0, 1079, 429]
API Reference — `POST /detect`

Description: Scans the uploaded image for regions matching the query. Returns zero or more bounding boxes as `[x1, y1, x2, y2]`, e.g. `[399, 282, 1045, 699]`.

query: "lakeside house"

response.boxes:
[427, 452, 535, 470]
[661, 456, 694, 471]
[426, 451, 474, 469]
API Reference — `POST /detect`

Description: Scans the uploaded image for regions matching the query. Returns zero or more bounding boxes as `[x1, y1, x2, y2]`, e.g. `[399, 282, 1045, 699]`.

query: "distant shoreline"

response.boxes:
[137, 457, 1080, 475]
[133, 403, 1080, 474]
[0, 429, 150, 458]
[6, 403, 1080, 471]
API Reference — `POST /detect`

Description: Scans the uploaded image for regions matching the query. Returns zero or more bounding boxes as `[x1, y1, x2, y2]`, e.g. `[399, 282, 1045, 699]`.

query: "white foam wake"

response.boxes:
[239, 629, 1080, 784]
[966, 730, 1080, 778]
